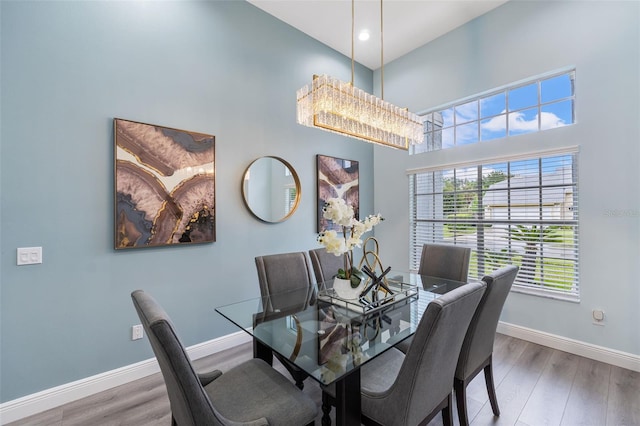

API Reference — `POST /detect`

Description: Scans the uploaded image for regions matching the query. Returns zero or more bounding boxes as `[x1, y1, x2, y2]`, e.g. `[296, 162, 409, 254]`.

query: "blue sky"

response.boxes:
[427, 71, 574, 149]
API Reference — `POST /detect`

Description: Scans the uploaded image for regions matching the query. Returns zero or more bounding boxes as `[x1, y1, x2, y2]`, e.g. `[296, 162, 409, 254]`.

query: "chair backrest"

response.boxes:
[255, 252, 316, 312]
[386, 281, 486, 425]
[131, 290, 223, 426]
[308, 248, 344, 287]
[455, 265, 519, 380]
[419, 243, 471, 282]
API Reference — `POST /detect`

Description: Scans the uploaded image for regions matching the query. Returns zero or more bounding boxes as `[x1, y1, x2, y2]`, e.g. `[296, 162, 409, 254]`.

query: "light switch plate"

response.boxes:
[17, 247, 42, 265]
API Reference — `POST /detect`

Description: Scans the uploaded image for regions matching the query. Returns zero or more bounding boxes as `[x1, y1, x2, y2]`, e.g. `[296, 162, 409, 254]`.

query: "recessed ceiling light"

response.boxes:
[358, 29, 370, 41]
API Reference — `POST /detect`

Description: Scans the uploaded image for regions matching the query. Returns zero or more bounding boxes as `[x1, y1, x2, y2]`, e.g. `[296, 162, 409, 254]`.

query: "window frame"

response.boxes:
[408, 147, 580, 302]
[412, 68, 576, 154]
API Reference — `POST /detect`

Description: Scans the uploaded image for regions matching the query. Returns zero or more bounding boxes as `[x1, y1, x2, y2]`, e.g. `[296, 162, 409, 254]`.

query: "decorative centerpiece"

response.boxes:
[317, 198, 384, 299]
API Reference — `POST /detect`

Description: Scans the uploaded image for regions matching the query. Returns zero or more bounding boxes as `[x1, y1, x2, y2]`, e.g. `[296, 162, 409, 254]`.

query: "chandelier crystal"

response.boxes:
[296, 0, 423, 150]
[296, 75, 424, 150]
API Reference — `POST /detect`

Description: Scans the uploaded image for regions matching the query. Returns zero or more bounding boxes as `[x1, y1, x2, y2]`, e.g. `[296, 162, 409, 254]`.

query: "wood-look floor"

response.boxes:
[7, 334, 639, 426]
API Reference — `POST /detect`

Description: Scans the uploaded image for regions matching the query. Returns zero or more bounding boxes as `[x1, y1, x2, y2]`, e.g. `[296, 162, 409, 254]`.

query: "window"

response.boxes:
[284, 186, 297, 215]
[283, 163, 296, 215]
[409, 149, 580, 301]
[413, 69, 575, 154]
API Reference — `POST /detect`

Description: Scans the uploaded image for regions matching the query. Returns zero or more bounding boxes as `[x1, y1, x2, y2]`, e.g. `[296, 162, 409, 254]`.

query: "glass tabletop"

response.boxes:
[215, 272, 468, 386]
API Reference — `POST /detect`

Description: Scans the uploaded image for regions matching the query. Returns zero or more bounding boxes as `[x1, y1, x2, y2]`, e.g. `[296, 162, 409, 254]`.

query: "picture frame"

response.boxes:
[316, 154, 359, 232]
[114, 118, 215, 249]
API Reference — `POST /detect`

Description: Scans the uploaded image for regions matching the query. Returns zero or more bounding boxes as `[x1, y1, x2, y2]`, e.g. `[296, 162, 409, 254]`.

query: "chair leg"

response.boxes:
[454, 378, 469, 426]
[441, 393, 453, 426]
[483, 361, 500, 416]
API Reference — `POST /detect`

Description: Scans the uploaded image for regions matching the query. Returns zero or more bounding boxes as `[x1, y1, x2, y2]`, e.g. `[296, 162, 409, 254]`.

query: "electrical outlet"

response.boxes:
[592, 309, 605, 326]
[132, 324, 144, 340]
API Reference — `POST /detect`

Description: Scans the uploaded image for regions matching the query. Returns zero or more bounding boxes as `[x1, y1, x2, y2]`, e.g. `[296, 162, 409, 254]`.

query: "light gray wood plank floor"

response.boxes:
[7, 334, 639, 426]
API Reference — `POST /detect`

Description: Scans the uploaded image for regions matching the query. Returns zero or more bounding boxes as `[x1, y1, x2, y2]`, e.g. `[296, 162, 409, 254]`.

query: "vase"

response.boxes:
[332, 277, 364, 300]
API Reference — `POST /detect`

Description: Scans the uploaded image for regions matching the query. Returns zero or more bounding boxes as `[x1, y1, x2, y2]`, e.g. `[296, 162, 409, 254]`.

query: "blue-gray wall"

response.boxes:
[0, 0, 374, 402]
[373, 0, 640, 356]
[3, 0, 639, 406]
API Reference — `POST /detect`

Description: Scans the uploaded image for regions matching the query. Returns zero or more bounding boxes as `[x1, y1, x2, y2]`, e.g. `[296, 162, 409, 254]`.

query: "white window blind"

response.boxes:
[284, 187, 297, 216]
[409, 149, 580, 301]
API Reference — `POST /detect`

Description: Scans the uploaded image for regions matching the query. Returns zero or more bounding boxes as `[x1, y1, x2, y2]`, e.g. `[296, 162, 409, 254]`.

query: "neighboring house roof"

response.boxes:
[483, 169, 573, 207]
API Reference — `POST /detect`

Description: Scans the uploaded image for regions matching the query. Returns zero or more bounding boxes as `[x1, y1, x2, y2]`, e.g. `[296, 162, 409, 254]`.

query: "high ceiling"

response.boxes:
[248, 0, 508, 70]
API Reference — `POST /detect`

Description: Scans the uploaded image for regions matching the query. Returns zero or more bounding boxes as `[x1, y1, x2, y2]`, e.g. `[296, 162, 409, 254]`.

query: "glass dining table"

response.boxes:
[215, 272, 469, 426]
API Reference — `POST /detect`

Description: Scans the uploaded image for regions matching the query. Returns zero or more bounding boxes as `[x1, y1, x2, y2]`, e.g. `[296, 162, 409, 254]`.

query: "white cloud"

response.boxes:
[482, 113, 507, 132]
[481, 110, 567, 133]
[455, 102, 478, 122]
[509, 111, 539, 131]
[539, 111, 567, 130]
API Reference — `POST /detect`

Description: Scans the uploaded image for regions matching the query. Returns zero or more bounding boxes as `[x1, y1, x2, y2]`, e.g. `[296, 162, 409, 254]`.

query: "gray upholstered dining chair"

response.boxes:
[321, 280, 486, 426]
[131, 290, 317, 426]
[308, 247, 345, 288]
[396, 242, 472, 354]
[419, 242, 472, 281]
[454, 264, 519, 426]
[254, 251, 316, 389]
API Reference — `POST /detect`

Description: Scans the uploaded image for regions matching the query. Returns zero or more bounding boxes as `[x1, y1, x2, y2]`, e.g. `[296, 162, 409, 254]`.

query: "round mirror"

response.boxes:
[242, 156, 301, 223]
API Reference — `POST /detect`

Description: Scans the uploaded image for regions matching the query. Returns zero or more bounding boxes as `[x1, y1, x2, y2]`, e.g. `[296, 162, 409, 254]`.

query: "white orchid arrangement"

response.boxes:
[317, 197, 384, 288]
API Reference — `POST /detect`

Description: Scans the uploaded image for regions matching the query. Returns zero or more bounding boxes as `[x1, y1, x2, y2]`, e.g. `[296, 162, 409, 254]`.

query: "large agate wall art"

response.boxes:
[316, 154, 359, 233]
[114, 118, 215, 249]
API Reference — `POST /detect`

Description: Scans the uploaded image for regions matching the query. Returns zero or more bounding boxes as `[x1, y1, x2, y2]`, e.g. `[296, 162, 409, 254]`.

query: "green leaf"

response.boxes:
[350, 267, 364, 278]
[350, 274, 362, 288]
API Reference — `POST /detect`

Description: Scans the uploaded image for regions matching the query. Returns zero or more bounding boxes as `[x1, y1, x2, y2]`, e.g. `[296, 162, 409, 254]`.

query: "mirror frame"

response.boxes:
[241, 156, 301, 223]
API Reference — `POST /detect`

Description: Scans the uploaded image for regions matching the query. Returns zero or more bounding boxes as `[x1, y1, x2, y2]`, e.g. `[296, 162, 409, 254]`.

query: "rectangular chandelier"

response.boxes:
[296, 74, 424, 150]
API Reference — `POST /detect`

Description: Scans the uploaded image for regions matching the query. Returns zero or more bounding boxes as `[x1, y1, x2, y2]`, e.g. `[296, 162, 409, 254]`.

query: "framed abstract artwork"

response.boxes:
[114, 118, 215, 249]
[316, 154, 359, 232]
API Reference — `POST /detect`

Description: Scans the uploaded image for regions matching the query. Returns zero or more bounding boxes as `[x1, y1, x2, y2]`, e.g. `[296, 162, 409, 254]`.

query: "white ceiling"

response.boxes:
[248, 0, 508, 70]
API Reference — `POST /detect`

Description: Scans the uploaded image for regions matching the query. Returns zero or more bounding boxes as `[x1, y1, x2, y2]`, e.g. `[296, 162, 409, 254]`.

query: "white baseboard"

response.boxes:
[0, 331, 251, 425]
[497, 321, 640, 372]
[3, 325, 638, 424]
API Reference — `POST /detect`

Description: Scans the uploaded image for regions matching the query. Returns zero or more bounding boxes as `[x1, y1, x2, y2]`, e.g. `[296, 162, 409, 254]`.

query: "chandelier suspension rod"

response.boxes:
[351, 0, 355, 86]
[380, 0, 384, 100]
[351, 0, 385, 98]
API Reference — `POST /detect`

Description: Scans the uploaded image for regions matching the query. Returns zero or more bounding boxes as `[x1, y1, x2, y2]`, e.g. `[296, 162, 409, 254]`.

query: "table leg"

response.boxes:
[334, 370, 361, 426]
[253, 337, 273, 366]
